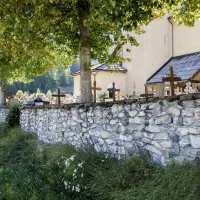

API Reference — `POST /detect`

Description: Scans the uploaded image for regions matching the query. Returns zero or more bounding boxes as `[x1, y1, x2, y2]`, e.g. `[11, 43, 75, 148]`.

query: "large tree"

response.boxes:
[0, 11, 72, 104]
[0, 0, 199, 103]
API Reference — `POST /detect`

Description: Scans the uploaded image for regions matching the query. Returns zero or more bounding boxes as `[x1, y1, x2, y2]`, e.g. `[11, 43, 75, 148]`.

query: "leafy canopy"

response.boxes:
[0, 0, 200, 82]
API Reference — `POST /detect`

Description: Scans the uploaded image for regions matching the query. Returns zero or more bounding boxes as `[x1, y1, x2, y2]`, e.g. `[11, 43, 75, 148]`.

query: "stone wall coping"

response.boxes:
[19, 93, 200, 110]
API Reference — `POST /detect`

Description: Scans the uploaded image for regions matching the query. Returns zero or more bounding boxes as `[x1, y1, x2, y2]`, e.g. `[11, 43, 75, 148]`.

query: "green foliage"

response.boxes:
[5, 104, 21, 128]
[98, 92, 108, 102]
[1, 125, 200, 200]
[5, 68, 74, 97]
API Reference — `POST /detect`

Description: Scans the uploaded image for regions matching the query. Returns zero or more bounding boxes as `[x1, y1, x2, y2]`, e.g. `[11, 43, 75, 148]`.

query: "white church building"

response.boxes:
[72, 15, 200, 99]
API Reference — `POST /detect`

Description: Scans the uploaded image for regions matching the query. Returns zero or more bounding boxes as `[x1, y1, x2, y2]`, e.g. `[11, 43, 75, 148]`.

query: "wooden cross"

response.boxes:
[162, 66, 181, 96]
[107, 82, 120, 102]
[92, 80, 102, 103]
[116, 91, 123, 101]
[52, 88, 66, 106]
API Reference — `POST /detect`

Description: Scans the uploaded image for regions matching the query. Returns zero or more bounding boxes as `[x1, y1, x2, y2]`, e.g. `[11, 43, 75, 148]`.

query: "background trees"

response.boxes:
[6, 68, 74, 96]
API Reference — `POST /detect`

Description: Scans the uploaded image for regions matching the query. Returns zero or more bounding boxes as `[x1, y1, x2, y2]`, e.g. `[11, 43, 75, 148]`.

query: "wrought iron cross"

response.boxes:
[162, 66, 181, 96]
[107, 82, 120, 102]
[52, 88, 66, 106]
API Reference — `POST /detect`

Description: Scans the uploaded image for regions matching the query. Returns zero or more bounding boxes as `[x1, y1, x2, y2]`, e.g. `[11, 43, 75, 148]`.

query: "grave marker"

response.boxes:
[92, 80, 102, 103]
[107, 82, 120, 102]
[162, 66, 181, 96]
[52, 88, 66, 106]
[116, 91, 123, 101]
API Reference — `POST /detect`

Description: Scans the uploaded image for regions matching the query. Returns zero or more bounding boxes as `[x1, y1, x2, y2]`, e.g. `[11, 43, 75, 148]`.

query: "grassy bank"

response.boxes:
[0, 124, 200, 200]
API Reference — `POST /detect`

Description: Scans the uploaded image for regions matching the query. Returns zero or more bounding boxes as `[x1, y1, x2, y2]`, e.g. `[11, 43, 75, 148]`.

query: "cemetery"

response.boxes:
[1, 86, 200, 165]
[1, 0, 200, 199]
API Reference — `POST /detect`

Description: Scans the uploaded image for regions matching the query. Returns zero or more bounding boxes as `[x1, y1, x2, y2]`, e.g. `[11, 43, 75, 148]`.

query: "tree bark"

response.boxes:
[78, 0, 92, 103]
[0, 81, 5, 105]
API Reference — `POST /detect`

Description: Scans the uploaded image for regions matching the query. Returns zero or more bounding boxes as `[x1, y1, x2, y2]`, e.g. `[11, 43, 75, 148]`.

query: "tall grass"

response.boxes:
[0, 123, 200, 200]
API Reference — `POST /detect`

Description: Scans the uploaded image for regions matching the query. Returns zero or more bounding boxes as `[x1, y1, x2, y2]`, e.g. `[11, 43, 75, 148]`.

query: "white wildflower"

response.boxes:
[65, 160, 69, 167]
[78, 162, 83, 167]
[64, 181, 68, 187]
[70, 155, 75, 161]
[76, 184, 80, 192]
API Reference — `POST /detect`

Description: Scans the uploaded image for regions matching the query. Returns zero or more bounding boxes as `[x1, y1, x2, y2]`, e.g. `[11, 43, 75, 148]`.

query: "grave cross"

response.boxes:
[139, 86, 153, 102]
[92, 80, 102, 103]
[162, 66, 181, 96]
[52, 88, 66, 106]
[116, 91, 123, 101]
[107, 82, 120, 102]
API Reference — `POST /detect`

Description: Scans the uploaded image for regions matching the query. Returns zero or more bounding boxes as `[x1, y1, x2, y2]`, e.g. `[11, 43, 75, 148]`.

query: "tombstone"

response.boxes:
[175, 87, 180, 95]
[184, 82, 195, 94]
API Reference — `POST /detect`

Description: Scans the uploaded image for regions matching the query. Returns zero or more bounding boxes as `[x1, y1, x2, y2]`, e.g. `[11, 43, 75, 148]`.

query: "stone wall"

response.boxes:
[0, 107, 7, 123]
[19, 99, 200, 165]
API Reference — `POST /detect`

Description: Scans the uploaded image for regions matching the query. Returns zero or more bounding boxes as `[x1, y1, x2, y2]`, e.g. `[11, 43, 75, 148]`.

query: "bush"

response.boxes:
[5, 103, 20, 128]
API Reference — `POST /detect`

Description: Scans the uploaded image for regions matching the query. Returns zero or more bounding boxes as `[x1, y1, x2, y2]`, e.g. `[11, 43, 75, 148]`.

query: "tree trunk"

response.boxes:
[78, 0, 92, 103]
[0, 81, 5, 105]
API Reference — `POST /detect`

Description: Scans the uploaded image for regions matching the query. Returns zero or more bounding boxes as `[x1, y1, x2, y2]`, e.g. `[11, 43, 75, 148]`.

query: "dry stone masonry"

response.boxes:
[18, 99, 200, 165]
[0, 107, 7, 123]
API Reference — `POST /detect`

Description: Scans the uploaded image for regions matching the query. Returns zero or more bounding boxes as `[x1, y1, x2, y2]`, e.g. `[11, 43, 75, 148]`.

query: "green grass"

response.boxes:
[0, 123, 200, 200]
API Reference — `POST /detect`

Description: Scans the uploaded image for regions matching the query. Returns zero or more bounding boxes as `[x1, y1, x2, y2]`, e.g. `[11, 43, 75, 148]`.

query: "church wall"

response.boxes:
[173, 21, 200, 56]
[73, 72, 127, 99]
[73, 75, 80, 98]
[123, 16, 172, 96]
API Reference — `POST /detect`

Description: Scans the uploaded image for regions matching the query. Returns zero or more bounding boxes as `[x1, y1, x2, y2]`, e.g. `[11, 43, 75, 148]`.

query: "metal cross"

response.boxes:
[52, 88, 66, 106]
[107, 82, 120, 102]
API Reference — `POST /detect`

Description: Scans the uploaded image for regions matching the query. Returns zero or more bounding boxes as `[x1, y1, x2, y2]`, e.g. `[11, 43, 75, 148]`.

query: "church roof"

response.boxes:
[71, 63, 127, 76]
[147, 52, 200, 84]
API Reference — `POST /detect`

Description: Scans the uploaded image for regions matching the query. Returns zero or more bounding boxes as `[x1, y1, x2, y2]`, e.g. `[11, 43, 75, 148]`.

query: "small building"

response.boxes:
[146, 52, 200, 97]
[72, 63, 127, 100]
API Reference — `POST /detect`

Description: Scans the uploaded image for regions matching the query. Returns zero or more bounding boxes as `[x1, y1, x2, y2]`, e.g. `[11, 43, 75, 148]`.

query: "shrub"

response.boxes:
[5, 103, 20, 128]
